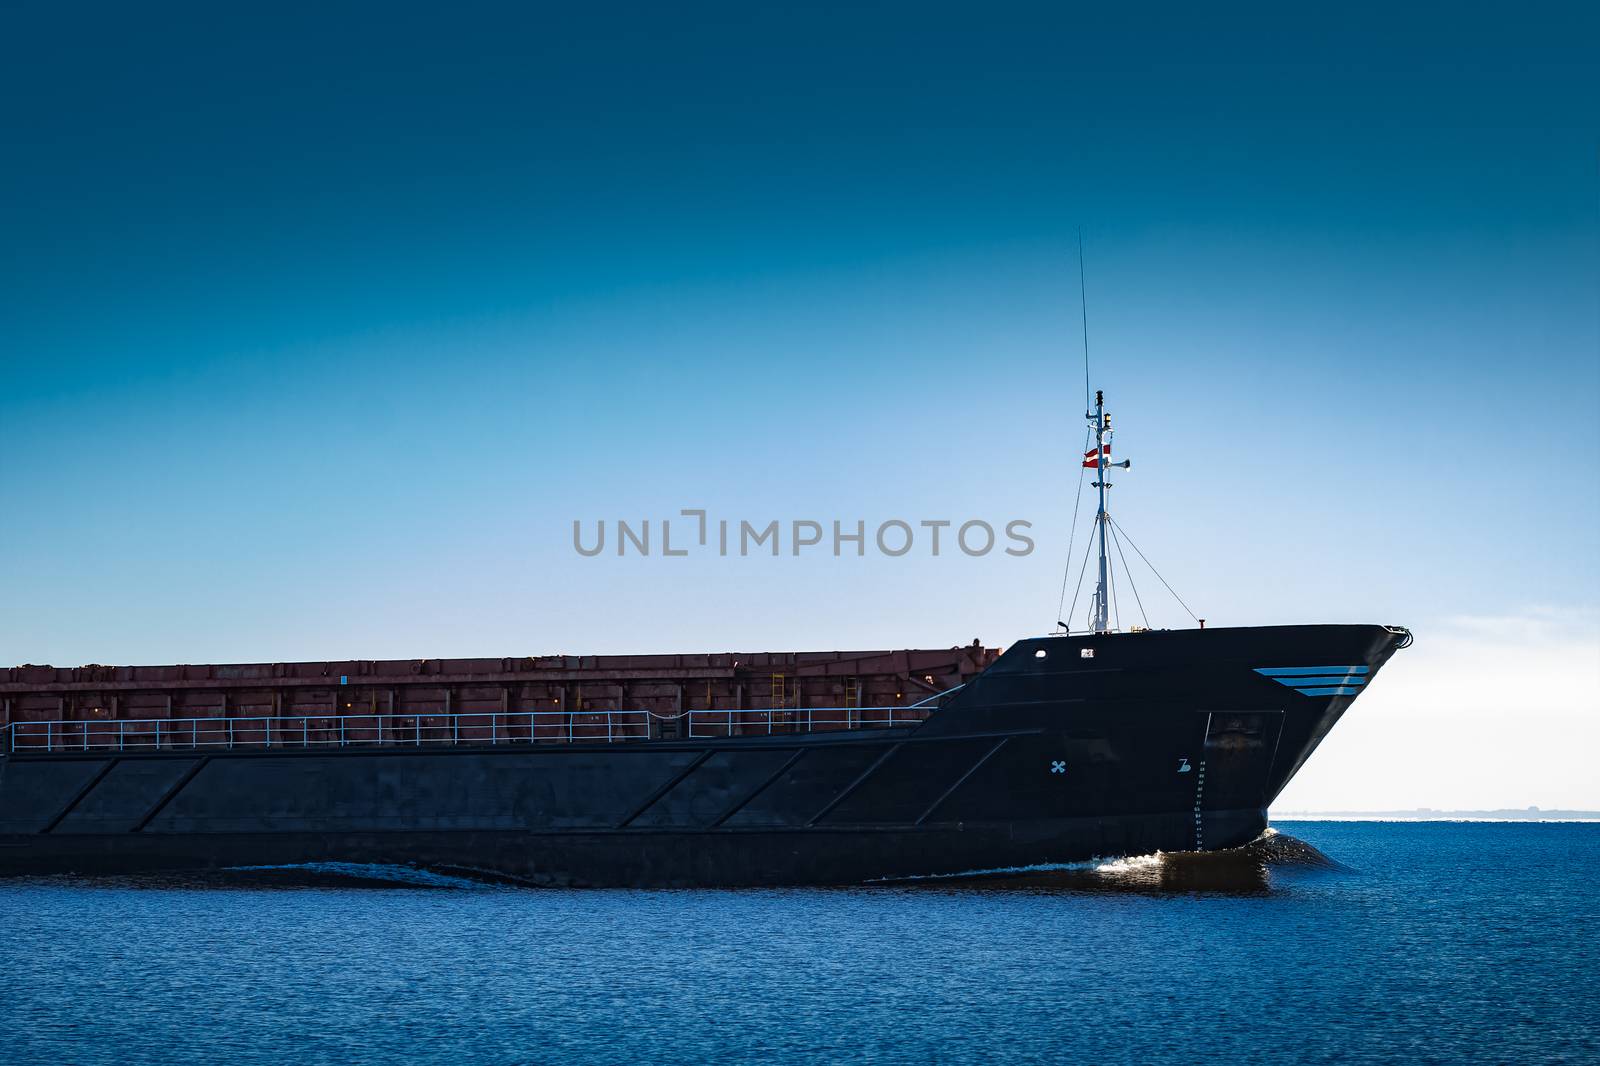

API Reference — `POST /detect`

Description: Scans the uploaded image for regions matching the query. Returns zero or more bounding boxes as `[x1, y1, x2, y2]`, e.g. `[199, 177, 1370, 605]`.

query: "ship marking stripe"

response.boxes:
[1283, 677, 1365, 686]
[807, 742, 904, 827]
[709, 748, 808, 828]
[1283, 678, 1364, 686]
[614, 749, 714, 828]
[131, 756, 211, 833]
[1254, 666, 1368, 676]
[914, 737, 1012, 826]
[40, 758, 120, 835]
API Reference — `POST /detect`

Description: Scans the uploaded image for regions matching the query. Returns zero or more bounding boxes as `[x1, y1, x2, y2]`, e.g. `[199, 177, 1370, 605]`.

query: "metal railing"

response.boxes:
[683, 705, 932, 738]
[1, 690, 960, 755]
[2, 710, 653, 754]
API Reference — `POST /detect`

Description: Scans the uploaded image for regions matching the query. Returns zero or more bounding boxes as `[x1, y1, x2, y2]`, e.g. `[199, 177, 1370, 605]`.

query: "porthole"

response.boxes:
[1034, 649, 1048, 659]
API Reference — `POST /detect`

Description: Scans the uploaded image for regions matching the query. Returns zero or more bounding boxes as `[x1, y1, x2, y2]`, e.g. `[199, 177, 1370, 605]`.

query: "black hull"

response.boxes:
[0, 624, 1406, 886]
[0, 814, 1273, 887]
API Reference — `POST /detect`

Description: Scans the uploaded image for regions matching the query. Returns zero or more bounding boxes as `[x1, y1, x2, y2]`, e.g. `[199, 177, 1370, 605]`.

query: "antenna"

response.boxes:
[1060, 234, 1188, 635]
[1075, 230, 1113, 630]
[1054, 231, 1097, 633]
[1059, 233, 1121, 634]
[1079, 234, 1113, 634]
[1078, 230, 1091, 412]
[1059, 235, 1197, 633]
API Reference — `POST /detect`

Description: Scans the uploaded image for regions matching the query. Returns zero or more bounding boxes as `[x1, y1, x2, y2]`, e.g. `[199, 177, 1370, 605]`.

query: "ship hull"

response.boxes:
[0, 624, 1406, 886]
[0, 813, 1270, 887]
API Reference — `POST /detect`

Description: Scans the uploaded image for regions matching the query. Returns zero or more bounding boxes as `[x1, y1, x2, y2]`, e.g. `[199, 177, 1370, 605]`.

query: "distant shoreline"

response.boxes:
[1272, 810, 1600, 822]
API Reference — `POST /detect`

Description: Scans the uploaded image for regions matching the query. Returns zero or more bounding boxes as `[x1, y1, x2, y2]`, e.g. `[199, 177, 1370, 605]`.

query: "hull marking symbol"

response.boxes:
[1049, 761, 1066, 774]
[1177, 757, 1191, 773]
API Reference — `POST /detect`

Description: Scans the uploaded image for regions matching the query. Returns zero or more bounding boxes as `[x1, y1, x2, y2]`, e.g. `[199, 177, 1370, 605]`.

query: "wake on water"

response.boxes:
[882, 829, 1345, 894]
[11, 830, 1342, 893]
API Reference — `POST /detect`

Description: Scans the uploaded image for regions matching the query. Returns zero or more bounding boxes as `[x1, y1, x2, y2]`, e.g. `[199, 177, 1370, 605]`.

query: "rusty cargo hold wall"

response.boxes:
[0, 645, 999, 741]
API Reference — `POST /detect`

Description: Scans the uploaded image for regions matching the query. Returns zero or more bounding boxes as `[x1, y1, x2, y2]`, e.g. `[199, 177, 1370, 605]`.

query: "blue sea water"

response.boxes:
[1, 822, 1596, 1064]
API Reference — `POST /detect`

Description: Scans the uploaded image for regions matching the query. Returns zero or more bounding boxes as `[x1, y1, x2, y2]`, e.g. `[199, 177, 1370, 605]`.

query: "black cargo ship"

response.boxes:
[0, 393, 1409, 885]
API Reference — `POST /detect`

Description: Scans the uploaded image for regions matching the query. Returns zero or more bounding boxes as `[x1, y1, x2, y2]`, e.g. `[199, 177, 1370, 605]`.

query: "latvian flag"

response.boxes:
[1082, 444, 1110, 468]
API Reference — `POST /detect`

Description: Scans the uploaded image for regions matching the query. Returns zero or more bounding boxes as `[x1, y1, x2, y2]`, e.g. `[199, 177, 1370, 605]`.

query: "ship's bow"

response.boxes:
[918, 622, 1411, 855]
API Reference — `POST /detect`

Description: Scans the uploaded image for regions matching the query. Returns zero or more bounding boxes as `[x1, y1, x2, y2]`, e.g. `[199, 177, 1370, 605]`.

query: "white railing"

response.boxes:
[0, 691, 960, 755]
[1, 710, 653, 754]
[684, 705, 932, 738]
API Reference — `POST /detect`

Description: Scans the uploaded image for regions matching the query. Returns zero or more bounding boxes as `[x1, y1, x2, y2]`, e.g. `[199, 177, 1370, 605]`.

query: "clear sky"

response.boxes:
[2, 2, 1596, 809]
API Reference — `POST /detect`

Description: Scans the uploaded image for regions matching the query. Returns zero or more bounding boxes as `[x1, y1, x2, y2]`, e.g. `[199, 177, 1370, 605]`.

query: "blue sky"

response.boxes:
[2, 3, 1596, 805]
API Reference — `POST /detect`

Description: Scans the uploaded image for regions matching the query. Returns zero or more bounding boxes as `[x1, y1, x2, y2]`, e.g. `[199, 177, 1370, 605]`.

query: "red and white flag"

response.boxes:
[1082, 444, 1110, 468]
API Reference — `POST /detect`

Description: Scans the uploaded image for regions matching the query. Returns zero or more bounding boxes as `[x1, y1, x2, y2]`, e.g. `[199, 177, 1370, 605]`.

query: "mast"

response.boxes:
[1068, 239, 1132, 635]
[1090, 390, 1111, 633]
